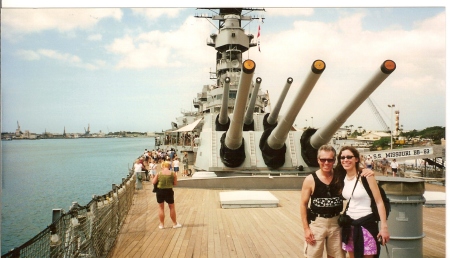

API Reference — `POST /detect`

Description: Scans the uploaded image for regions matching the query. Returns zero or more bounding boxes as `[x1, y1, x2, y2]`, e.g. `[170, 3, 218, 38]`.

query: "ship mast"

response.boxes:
[196, 8, 264, 88]
[194, 8, 267, 115]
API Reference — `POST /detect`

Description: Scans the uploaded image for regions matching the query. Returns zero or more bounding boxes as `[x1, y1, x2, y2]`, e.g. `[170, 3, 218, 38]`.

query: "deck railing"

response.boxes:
[2, 173, 136, 258]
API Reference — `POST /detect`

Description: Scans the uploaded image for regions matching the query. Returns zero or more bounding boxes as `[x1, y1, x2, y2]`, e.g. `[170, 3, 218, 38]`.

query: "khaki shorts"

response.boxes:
[303, 216, 344, 258]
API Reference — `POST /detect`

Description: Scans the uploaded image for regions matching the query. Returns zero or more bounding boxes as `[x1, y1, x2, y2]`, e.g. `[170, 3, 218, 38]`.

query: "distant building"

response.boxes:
[356, 131, 391, 141]
[334, 128, 348, 140]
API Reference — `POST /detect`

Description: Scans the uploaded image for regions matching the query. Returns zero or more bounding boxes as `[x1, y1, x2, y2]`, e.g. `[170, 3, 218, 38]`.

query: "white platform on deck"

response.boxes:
[192, 172, 217, 178]
[423, 191, 446, 206]
[219, 191, 279, 209]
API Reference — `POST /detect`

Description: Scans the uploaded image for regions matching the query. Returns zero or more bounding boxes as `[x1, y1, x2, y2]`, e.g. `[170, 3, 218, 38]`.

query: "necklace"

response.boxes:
[346, 174, 356, 180]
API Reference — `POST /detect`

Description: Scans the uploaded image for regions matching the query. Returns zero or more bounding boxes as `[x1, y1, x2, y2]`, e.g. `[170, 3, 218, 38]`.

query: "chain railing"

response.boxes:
[2, 172, 136, 258]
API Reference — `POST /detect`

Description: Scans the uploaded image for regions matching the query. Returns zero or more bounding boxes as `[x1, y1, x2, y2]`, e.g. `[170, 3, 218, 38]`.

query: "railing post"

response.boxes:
[90, 195, 99, 256]
[113, 184, 121, 231]
[50, 209, 63, 258]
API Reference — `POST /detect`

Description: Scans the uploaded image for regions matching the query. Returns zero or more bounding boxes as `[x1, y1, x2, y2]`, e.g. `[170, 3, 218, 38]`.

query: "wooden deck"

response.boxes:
[108, 179, 445, 258]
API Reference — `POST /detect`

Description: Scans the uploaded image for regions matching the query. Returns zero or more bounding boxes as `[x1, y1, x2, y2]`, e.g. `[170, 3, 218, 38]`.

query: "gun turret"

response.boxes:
[216, 77, 231, 131]
[220, 59, 256, 167]
[243, 77, 262, 131]
[301, 60, 397, 166]
[260, 60, 326, 168]
[264, 77, 293, 130]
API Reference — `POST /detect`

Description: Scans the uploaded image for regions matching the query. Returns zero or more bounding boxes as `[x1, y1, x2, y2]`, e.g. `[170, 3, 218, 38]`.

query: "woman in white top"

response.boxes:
[336, 146, 389, 258]
[390, 159, 399, 177]
[149, 159, 157, 180]
[172, 157, 180, 174]
[133, 159, 143, 173]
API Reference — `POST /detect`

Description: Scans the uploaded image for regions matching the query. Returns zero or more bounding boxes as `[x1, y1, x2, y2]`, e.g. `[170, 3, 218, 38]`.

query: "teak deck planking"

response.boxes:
[108, 180, 445, 258]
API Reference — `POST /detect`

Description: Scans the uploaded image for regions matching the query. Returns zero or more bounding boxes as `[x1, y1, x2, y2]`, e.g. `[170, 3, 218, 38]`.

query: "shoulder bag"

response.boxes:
[338, 173, 361, 227]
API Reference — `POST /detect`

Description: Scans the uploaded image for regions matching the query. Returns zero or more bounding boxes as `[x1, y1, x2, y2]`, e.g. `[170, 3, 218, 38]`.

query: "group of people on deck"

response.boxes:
[362, 155, 400, 177]
[134, 144, 389, 257]
[133, 149, 190, 181]
[133, 149, 190, 230]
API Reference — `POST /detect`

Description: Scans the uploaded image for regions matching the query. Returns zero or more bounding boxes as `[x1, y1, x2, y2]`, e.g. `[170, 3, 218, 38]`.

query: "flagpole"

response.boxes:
[257, 17, 261, 52]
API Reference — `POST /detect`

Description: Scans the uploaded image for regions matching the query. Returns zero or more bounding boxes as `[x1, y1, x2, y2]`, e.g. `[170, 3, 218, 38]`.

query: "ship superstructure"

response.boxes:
[160, 8, 396, 174]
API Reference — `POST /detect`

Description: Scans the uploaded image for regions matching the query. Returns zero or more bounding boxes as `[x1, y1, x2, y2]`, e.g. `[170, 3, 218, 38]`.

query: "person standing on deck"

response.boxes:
[300, 145, 373, 258]
[142, 156, 150, 181]
[300, 145, 345, 258]
[336, 146, 390, 258]
[380, 158, 389, 176]
[173, 157, 180, 175]
[152, 161, 182, 229]
[390, 159, 399, 177]
[149, 159, 157, 180]
[169, 148, 175, 160]
[133, 159, 143, 173]
[182, 152, 189, 177]
[365, 156, 373, 169]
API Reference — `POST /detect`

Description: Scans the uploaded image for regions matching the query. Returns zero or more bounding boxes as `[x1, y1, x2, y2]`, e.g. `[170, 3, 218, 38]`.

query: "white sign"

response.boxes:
[364, 147, 433, 160]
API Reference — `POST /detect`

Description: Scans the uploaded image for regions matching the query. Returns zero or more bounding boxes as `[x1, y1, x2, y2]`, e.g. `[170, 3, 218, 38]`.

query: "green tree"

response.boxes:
[402, 126, 445, 144]
[371, 137, 391, 150]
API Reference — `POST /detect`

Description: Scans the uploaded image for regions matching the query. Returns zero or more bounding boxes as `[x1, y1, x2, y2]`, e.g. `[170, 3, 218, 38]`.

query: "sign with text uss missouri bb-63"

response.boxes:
[363, 147, 435, 160]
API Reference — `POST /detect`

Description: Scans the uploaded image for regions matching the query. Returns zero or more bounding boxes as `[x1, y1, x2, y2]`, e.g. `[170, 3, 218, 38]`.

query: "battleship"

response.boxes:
[158, 8, 396, 174]
[2, 8, 445, 258]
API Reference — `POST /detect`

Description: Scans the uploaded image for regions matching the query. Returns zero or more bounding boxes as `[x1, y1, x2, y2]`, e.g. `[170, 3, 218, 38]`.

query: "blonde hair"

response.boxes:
[162, 161, 171, 169]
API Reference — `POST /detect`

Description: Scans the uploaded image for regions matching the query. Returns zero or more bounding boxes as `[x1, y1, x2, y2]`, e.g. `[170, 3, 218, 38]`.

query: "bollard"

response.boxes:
[377, 176, 425, 258]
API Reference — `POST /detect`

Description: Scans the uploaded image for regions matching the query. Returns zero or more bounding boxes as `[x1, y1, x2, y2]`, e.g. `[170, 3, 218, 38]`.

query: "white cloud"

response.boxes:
[16, 48, 104, 70]
[38, 49, 81, 63]
[16, 49, 41, 60]
[106, 36, 136, 54]
[2, 7, 445, 133]
[2, 9, 122, 36]
[106, 16, 210, 69]
[247, 10, 445, 130]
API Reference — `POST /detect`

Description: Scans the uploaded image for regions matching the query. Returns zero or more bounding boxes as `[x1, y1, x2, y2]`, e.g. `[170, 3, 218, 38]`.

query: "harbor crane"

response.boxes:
[366, 97, 390, 132]
[84, 124, 90, 136]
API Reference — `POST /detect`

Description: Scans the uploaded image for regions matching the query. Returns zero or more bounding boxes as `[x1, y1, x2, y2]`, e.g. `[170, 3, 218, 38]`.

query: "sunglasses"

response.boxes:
[340, 155, 355, 160]
[319, 158, 335, 163]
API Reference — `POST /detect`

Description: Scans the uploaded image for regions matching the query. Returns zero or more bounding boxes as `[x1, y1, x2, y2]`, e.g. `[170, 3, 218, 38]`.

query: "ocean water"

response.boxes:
[1, 138, 155, 255]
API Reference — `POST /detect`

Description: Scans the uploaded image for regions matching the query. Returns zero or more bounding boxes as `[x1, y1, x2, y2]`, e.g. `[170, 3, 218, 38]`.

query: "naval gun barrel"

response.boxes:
[216, 77, 231, 131]
[268, 60, 326, 149]
[220, 59, 256, 167]
[260, 60, 326, 168]
[243, 77, 262, 131]
[302, 60, 397, 166]
[264, 77, 293, 130]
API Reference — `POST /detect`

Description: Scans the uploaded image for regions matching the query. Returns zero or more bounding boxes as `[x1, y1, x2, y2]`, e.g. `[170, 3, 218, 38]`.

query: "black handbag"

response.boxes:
[338, 213, 352, 227]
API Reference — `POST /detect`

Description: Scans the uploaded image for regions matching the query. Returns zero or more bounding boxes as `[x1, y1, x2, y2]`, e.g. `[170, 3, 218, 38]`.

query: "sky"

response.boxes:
[1, 2, 447, 135]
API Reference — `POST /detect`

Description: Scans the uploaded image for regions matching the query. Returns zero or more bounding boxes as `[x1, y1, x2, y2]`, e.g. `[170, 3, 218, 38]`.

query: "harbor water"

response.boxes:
[1, 138, 155, 255]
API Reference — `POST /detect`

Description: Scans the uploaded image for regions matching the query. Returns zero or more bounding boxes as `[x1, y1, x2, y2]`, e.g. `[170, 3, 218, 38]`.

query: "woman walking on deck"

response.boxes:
[152, 161, 182, 229]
